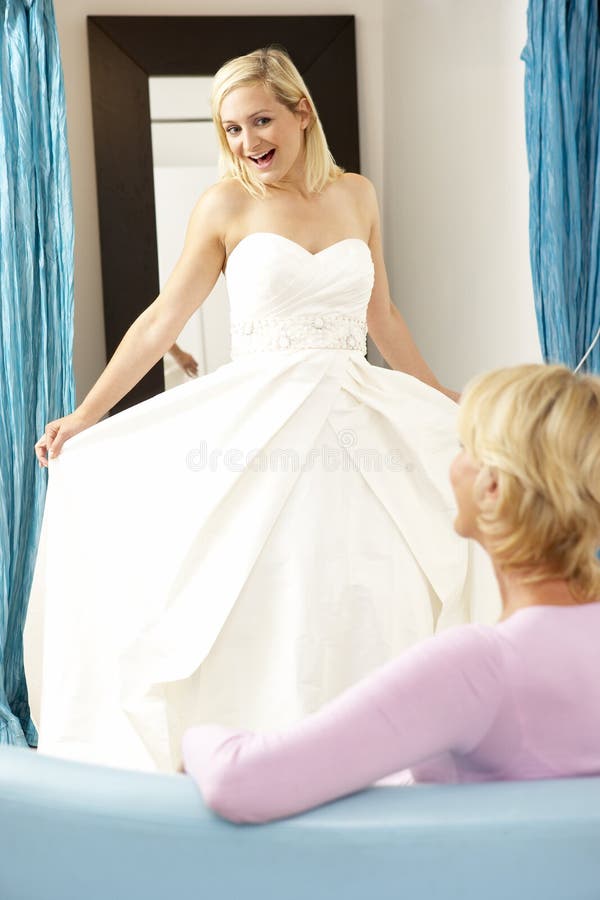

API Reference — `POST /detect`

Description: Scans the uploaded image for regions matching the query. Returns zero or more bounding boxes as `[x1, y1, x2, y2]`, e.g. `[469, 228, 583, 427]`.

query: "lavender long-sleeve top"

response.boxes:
[182, 603, 600, 823]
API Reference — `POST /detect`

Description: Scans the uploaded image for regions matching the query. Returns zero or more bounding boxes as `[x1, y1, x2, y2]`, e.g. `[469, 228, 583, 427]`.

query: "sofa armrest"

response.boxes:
[0, 747, 598, 900]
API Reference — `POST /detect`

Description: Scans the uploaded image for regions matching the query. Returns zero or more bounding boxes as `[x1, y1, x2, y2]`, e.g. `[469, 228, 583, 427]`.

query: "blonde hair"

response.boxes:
[210, 45, 345, 199]
[458, 364, 600, 602]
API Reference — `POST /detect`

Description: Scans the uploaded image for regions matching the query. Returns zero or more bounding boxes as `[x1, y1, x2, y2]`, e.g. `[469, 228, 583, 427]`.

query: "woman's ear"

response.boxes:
[296, 97, 311, 129]
[480, 466, 499, 503]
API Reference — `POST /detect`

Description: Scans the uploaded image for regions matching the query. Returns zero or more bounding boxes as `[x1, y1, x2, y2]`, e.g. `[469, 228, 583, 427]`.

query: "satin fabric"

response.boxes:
[26, 235, 500, 772]
[0, 0, 74, 746]
[522, 0, 600, 373]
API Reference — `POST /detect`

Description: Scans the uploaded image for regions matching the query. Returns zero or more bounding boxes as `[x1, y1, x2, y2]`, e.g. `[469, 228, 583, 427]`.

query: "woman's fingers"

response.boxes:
[47, 424, 72, 459]
[34, 421, 63, 466]
[34, 412, 93, 467]
[34, 435, 48, 467]
[44, 423, 58, 458]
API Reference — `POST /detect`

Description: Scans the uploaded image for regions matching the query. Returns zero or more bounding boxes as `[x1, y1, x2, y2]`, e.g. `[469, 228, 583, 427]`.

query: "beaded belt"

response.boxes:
[230, 312, 367, 358]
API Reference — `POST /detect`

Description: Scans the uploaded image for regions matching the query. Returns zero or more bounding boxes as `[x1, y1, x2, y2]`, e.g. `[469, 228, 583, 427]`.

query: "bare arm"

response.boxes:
[356, 176, 459, 402]
[36, 183, 229, 465]
[78, 186, 226, 422]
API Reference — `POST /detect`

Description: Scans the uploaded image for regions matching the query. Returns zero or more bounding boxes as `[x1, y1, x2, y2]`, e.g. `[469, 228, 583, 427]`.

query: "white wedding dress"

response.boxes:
[25, 232, 500, 772]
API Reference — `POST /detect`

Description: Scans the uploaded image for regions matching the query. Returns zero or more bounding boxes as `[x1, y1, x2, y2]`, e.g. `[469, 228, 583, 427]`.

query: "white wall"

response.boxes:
[55, 0, 539, 401]
[382, 0, 541, 388]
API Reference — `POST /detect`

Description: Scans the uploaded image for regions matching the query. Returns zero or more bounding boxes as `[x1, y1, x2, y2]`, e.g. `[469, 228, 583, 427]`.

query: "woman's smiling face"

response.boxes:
[219, 82, 311, 183]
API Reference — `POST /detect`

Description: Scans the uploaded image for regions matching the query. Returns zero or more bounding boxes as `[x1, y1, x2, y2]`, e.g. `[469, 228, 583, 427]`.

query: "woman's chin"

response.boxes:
[452, 515, 471, 539]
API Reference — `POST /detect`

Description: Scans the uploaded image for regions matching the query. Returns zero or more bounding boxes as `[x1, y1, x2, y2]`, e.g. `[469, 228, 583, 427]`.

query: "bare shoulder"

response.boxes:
[341, 172, 377, 203]
[205, 177, 249, 212]
[188, 178, 249, 241]
[339, 172, 378, 223]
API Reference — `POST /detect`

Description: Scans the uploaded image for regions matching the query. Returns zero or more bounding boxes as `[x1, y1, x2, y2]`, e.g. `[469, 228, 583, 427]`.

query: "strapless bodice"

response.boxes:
[224, 233, 375, 358]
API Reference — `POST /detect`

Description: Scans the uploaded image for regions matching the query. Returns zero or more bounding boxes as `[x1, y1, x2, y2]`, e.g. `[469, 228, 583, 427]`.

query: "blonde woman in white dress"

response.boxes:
[28, 47, 499, 772]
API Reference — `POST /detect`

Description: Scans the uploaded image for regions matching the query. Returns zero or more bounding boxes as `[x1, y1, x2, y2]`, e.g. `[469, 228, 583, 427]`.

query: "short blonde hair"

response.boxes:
[210, 46, 344, 199]
[458, 364, 600, 602]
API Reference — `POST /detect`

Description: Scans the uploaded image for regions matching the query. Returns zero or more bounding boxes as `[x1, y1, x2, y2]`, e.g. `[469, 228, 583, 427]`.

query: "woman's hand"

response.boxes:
[170, 343, 199, 377]
[34, 409, 97, 468]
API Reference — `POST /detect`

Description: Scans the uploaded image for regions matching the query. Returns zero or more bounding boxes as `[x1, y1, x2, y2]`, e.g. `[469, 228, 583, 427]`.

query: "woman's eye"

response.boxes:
[256, 117, 271, 126]
[226, 126, 240, 135]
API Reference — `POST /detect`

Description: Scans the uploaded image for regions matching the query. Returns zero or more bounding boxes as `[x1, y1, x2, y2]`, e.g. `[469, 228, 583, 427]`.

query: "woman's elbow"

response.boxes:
[201, 768, 267, 825]
[201, 772, 243, 822]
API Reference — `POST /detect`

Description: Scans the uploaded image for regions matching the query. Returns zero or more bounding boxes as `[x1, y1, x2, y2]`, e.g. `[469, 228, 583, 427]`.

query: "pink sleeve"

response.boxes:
[182, 625, 504, 823]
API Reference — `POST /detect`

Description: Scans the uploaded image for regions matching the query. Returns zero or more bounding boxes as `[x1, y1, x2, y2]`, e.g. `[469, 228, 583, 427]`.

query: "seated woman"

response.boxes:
[182, 363, 600, 824]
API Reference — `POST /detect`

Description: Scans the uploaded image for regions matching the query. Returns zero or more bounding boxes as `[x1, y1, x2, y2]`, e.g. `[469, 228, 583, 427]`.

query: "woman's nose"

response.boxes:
[243, 131, 260, 154]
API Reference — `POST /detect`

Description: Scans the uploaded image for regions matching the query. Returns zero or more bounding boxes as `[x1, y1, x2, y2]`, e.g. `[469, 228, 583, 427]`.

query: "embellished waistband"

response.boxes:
[230, 312, 367, 358]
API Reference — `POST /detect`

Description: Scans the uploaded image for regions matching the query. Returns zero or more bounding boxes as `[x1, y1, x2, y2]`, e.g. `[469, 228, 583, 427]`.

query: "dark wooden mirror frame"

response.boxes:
[87, 15, 360, 413]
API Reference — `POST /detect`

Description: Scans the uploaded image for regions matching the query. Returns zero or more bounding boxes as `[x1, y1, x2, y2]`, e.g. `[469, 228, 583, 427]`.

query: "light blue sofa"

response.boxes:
[0, 746, 599, 900]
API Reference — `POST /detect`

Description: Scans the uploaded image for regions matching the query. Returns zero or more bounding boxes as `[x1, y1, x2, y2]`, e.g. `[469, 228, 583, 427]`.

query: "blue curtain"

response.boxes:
[523, 0, 600, 373]
[0, 0, 74, 746]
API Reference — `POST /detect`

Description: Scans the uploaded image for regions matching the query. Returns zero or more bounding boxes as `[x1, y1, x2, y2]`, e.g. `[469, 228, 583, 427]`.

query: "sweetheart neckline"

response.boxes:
[225, 232, 371, 274]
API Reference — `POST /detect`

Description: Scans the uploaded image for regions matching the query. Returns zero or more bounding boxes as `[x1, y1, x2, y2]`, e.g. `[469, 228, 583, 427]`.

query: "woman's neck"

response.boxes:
[267, 146, 313, 199]
[494, 566, 583, 621]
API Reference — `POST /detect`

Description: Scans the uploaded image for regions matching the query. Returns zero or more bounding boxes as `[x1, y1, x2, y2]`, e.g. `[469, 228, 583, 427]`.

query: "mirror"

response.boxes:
[88, 15, 360, 413]
[149, 76, 230, 389]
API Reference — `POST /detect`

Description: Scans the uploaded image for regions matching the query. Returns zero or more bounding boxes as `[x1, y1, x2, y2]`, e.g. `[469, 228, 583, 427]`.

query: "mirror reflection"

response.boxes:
[149, 76, 231, 389]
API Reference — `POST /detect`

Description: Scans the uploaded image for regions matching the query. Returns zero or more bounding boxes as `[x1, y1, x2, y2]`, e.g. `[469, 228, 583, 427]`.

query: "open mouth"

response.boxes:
[249, 149, 276, 168]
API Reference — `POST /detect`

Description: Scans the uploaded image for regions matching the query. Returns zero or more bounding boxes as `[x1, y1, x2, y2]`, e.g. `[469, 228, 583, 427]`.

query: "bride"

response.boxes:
[28, 46, 500, 772]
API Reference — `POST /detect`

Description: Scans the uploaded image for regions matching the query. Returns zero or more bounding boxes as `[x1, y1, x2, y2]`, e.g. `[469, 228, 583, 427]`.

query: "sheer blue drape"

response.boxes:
[522, 0, 600, 373]
[0, 0, 74, 745]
